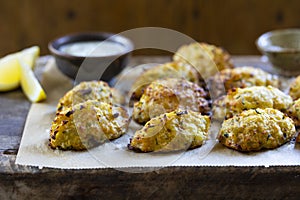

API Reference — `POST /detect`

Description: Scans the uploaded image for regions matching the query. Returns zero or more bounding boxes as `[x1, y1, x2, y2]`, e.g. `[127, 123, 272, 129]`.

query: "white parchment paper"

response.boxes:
[16, 58, 300, 169]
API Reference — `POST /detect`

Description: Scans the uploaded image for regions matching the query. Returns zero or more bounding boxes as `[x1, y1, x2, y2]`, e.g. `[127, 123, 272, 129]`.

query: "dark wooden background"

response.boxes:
[1, 0, 300, 56]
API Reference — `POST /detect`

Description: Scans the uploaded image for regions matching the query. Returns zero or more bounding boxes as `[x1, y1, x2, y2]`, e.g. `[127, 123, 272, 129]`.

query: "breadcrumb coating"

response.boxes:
[129, 110, 210, 152]
[218, 108, 296, 152]
[213, 86, 293, 120]
[133, 78, 209, 124]
[289, 75, 300, 100]
[49, 100, 129, 150]
[173, 42, 233, 79]
[131, 62, 199, 101]
[57, 81, 124, 112]
[209, 66, 280, 98]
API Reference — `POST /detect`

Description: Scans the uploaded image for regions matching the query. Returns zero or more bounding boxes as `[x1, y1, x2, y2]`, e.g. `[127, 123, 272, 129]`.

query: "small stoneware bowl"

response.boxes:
[256, 29, 300, 75]
[48, 32, 133, 82]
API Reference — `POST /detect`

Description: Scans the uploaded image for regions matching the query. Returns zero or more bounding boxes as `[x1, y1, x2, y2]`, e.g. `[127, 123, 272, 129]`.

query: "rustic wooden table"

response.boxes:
[0, 56, 300, 199]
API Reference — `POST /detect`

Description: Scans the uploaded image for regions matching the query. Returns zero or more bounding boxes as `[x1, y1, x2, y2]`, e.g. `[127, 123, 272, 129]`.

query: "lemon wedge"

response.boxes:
[0, 46, 40, 92]
[0, 54, 21, 91]
[19, 46, 40, 69]
[19, 61, 46, 103]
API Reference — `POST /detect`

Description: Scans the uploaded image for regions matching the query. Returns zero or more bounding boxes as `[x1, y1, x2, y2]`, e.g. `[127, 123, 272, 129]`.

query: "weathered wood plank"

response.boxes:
[0, 166, 300, 199]
[0, 90, 30, 151]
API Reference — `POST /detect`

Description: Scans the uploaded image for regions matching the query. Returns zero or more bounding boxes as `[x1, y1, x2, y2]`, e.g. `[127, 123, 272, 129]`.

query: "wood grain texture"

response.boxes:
[0, 89, 30, 151]
[0, 165, 300, 199]
[1, 0, 300, 56]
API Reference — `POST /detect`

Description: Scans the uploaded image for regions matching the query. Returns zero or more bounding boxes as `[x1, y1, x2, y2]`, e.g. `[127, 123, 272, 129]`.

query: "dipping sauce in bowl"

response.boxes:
[48, 32, 133, 82]
[59, 41, 126, 57]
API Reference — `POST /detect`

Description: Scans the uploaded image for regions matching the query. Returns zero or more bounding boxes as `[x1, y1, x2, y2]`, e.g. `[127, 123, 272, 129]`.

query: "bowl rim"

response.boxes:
[48, 31, 134, 59]
[256, 28, 300, 54]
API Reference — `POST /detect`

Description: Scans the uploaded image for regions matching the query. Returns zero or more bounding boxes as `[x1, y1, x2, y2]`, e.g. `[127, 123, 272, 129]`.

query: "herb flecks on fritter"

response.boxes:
[209, 66, 280, 98]
[129, 110, 211, 152]
[288, 98, 300, 127]
[218, 108, 296, 152]
[49, 100, 129, 151]
[289, 75, 300, 100]
[57, 81, 124, 112]
[213, 86, 293, 120]
[133, 78, 210, 124]
[131, 62, 200, 101]
[173, 42, 234, 79]
[287, 98, 300, 143]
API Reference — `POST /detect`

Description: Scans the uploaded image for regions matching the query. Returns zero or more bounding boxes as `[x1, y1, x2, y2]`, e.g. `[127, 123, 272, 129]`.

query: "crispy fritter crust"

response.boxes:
[129, 110, 211, 152]
[173, 42, 233, 79]
[289, 76, 300, 100]
[209, 66, 280, 98]
[287, 99, 300, 142]
[49, 100, 129, 150]
[133, 78, 209, 124]
[131, 62, 199, 101]
[288, 98, 300, 126]
[57, 81, 124, 111]
[218, 108, 296, 152]
[213, 86, 293, 120]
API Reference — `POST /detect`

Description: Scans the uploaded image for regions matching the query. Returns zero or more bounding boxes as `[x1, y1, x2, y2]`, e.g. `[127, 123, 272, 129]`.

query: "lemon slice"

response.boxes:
[0, 54, 21, 91]
[0, 46, 40, 92]
[19, 46, 40, 69]
[19, 61, 46, 102]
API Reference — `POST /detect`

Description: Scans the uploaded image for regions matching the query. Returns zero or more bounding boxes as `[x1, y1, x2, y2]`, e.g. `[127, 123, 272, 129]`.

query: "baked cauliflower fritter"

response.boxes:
[289, 75, 300, 100]
[209, 66, 280, 98]
[218, 108, 296, 152]
[129, 110, 211, 152]
[173, 42, 234, 79]
[288, 98, 300, 126]
[49, 100, 129, 150]
[133, 78, 209, 124]
[213, 86, 293, 120]
[131, 62, 199, 101]
[57, 81, 124, 112]
[288, 98, 300, 142]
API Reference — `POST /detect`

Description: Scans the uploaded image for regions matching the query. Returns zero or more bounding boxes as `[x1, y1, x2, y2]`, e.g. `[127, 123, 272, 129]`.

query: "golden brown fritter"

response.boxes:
[133, 78, 209, 124]
[49, 100, 129, 150]
[129, 110, 211, 152]
[57, 81, 124, 112]
[289, 75, 300, 100]
[130, 62, 199, 101]
[212, 86, 293, 120]
[173, 42, 234, 79]
[218, 108, 296, 152]
[287, 99, 300, 143]
[287, 98, 300, 142]
[209, 66, 280, 98]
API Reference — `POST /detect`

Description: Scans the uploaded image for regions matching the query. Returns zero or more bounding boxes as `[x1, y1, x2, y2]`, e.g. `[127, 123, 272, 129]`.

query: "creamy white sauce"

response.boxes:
[59, 41, 126, 57]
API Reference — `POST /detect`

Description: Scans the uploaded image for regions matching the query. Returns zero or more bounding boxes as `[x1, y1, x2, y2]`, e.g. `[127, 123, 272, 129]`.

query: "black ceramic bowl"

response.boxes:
[48, 32, 133, 82]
